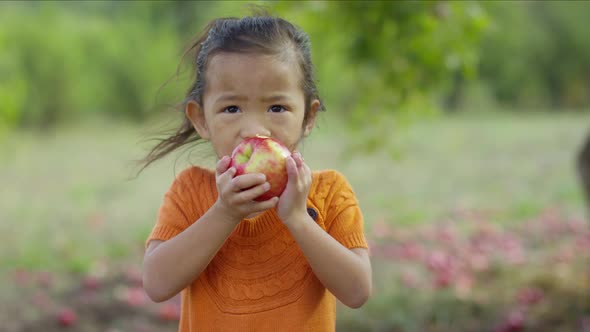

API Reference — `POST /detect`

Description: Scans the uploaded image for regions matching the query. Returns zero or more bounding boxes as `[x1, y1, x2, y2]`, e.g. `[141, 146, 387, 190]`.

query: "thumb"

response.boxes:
[216, 156, 232, 177]
[285, 155, 298, 179]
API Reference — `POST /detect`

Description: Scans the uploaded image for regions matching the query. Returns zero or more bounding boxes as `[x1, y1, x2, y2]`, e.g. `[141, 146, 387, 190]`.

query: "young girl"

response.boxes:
[141, 13, 372, 331]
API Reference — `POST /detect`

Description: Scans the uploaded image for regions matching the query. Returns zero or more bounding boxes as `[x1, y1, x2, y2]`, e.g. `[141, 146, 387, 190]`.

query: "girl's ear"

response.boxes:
[303, 99, 321, 137]
[186, 100, 210, 140]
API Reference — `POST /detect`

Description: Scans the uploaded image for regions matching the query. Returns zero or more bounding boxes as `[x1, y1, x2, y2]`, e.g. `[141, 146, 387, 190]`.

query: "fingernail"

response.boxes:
[263, 182, 270, 191]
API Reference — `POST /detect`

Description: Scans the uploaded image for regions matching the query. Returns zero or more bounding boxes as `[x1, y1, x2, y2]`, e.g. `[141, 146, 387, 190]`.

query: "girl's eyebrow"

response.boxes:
[260, 94, 291, 103]
[216, 94, 247, 103]
[215, 94, 291, 104]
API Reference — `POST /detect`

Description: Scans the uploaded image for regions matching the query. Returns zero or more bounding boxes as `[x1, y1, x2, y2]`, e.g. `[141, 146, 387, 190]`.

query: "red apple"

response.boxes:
[229, 136, 292, 202]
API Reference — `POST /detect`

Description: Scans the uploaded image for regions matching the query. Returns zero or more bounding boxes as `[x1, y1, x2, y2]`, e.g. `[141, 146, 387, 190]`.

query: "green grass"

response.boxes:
[311, 111, 589, 227]
[0, 111, 588, 273]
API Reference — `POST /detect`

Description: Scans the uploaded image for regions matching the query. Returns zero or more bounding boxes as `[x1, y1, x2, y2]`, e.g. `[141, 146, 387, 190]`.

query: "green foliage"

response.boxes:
[476, 1, 590, 109]
[0, 1, 489, 134]
[268, 1, 489, 153]
[272, 1, 488, 107]
[2, 0, 588, 146]
[0, 2, 185, 128]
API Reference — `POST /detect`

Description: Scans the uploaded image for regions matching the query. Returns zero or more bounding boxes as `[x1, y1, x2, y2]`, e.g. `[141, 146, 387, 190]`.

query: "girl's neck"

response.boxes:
[245, 212, 263, 219]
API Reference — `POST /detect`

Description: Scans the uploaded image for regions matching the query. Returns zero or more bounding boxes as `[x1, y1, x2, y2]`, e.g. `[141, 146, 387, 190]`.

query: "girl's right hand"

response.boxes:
[213, 156, 279, 223]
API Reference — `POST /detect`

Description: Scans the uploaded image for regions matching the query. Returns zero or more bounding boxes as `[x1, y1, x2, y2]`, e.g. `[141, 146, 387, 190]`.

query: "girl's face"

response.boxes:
[186, 52, 320, 159]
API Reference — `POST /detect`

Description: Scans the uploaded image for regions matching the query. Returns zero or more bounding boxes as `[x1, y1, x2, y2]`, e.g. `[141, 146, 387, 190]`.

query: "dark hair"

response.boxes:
[137, 13, 324, 173]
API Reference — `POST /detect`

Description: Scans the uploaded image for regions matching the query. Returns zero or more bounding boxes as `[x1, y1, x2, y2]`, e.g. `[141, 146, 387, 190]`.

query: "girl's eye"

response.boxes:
[223, 106, 240, 114]
[269, 105, 286, 113]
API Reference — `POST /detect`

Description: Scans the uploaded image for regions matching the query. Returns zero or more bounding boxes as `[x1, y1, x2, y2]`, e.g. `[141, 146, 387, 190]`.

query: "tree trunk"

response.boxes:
[578, 131, 590, 216]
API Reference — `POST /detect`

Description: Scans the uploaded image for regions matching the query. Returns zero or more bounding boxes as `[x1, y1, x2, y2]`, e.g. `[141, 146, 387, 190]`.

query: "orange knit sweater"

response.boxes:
[147, 166, 368, 332]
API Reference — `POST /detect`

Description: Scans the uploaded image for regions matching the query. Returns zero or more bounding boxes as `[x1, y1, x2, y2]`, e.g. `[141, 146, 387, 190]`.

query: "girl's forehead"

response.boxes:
[205, 53, 304, 95]
[207, 52, 296, 74]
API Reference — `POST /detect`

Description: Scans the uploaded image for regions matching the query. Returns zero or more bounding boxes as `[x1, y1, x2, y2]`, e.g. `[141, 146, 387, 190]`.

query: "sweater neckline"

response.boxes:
[234, 208, 285, 238]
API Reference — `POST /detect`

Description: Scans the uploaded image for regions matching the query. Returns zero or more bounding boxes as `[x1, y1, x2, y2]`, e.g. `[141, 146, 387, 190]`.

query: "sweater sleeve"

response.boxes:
[145, 167, 201, 248]
[323, 171, 368, 250]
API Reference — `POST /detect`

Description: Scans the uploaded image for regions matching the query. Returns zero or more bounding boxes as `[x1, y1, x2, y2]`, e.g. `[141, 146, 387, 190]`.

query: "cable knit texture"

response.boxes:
[147, 166, 368, 332]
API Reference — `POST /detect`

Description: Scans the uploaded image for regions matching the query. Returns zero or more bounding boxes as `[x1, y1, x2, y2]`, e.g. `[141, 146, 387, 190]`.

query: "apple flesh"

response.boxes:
[229, 136, 291, 202]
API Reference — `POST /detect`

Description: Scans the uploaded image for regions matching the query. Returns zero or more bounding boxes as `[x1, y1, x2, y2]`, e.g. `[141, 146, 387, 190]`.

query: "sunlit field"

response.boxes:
[1, 111, 588, 331]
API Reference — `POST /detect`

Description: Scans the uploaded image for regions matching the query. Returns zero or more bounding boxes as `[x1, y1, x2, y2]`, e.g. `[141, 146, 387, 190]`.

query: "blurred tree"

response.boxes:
[475, 1, 590, 110]
[268, 0, 489, 154]
[6, 0, 589, 153]
[0, 0, 490, 139]
[0, 1, 211, 129]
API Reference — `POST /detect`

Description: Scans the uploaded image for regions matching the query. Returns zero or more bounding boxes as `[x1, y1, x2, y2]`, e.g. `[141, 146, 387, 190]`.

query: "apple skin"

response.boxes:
[229, 136, 292, 202]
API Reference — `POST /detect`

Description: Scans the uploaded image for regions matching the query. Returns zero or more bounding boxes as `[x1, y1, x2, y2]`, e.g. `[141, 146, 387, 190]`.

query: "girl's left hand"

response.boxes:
[276, 151, 311, 225]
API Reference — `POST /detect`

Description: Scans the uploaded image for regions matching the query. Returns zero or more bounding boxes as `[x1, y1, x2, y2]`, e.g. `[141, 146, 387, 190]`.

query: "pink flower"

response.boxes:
[553, 246, 575, 264]
[56, 308, 77, 327]
[506, 246, 526, 265]
[400, 270, 419, 288]
[500, 235, 526, 265]
[494, 309, 526, 332]
[516, 287, 544, 306]
[426, 250, 453, 272]
[566, 218, 587, 233]
[125, 287, 148, 307]
[13, 268, 31, 286]
[372, 218, 392, 239]
[37, 271, 54, 288]
[126, 266, 144, 287]
[576, 233, 590, 252]
[82, 275, 101, 291]
[433, 269, 453, 289]
[454, 272, 474, 298]
[468, 252, 490, 272]
[399, 242, 424, 261]
[32, 291, 51, 311]
[436, 224, 457, 244]
[379, 244, 400, 260]
[158, 303, 181, 321]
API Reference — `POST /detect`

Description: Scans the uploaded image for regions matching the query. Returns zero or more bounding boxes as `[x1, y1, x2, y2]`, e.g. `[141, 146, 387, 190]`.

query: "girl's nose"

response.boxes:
[240, 119, 271, 139]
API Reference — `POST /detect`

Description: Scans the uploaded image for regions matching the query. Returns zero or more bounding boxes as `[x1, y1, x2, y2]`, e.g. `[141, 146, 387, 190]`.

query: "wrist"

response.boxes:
[211, 200, 242, 226]
[284, 209, 314, 233]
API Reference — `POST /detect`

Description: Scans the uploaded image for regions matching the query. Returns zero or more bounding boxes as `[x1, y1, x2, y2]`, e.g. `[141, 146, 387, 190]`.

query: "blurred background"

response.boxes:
[1, 1, 589, 331]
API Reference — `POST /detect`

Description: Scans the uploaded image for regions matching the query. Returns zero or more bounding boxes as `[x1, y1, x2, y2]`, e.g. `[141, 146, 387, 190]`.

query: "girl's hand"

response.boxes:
[276, 152, 311, 226]
[213, 156, 279, 223]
